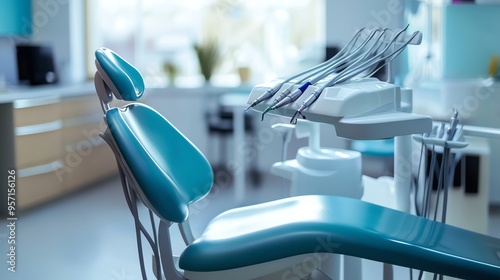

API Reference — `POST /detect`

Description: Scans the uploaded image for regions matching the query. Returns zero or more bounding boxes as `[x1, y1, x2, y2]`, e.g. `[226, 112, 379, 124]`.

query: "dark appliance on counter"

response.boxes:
[16, 44, 58, 86]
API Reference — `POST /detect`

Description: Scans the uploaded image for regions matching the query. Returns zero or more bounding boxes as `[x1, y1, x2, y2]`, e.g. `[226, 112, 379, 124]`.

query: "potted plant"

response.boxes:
[194, 39, 220, 83]
[162, 61, 178, 85]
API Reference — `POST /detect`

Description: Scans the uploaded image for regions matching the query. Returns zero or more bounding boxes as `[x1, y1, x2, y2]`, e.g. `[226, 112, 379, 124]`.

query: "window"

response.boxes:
[404, 0, 443, 85]
[86, 0, 325, 87]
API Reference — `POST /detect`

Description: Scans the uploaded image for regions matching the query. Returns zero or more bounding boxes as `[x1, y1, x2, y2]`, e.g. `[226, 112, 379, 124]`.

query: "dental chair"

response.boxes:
[93, 47, 500, 280]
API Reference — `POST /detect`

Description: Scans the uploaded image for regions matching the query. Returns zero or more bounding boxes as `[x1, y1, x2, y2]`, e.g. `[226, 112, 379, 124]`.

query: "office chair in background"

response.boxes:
[206, 105, 261, 186]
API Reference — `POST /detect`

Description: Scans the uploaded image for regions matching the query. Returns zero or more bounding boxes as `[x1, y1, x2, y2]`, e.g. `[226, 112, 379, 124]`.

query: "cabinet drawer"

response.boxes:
[62, 95, 102, 119]
[14, 98, 61, 127]
[64, 144, 117, 191]
[61, 119, 105, 147]
[18, 163, 65, 209]
[15, 127, 62, 169]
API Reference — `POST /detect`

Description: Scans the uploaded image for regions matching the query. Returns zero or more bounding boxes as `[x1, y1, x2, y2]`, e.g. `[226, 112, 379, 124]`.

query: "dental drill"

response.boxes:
[246, 28, 369, 112]
[290, 28, 417, 124]
[260, 28, 390, 120]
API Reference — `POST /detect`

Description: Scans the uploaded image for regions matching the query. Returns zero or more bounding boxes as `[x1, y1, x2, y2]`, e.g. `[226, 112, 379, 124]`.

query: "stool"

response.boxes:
[206, 107, 261, 186]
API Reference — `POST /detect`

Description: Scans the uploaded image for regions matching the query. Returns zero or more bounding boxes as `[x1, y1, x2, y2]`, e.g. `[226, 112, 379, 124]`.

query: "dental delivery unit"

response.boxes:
[92, 26, 500, 280]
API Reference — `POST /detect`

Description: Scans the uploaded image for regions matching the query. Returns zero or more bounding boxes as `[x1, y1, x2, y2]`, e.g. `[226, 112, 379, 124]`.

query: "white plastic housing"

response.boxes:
[248, 78, 432, 140]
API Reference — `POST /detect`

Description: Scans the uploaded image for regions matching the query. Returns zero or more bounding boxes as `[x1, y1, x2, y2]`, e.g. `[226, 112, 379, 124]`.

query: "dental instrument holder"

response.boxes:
[251, 80, 432, 213]
[412, 122, 468, 280]
[249, 29, 429, 213]
[413, 123, 468, 150]
[249, 29, 428, 280]
[272, 120, 363, 198]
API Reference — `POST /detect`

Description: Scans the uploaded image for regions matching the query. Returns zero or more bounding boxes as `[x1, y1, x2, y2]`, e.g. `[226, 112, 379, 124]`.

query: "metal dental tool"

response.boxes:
[246, 82, 283, 112]
[423, 122, 445, 219]
[259, 28, 384, 118]
[290, 28, 416, 123]
[287, 30, 408, 124]
[267, 81, 311, 112]
[440, 109, 460, 223]
[247, 28, 369, 112]
[261, 28, 387, 120]
[415, 111, 461, 280]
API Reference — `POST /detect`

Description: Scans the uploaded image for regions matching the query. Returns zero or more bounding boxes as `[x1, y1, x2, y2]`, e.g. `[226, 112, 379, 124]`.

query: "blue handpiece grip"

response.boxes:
[298, 81, 312, 95]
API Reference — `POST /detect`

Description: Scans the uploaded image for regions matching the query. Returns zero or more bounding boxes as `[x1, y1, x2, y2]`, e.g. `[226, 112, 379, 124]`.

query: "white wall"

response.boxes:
[30, 0, 86, 84]
[27, 0, 406, 86]
[325, 0, 407, 84]
[325, 0, 405, 47]
[0, 37, 19, 84]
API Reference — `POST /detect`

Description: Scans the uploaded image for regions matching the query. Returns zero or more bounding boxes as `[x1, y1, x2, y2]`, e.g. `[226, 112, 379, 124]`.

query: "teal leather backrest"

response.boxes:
[95, 47, 213, 223]
[95, 48, 144, 101]
[107, 104, 214, 223]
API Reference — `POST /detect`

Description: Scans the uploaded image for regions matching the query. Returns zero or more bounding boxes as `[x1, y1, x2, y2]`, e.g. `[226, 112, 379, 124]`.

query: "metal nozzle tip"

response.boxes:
[246, 101, 258, 112]
[290, 108, 307, 124]
[290, 111, 299, 124]
[261, 107, 272, 121]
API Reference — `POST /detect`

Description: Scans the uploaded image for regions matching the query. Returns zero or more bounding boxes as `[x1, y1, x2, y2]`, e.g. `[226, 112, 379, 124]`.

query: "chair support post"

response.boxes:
[159, 220, 186, 280]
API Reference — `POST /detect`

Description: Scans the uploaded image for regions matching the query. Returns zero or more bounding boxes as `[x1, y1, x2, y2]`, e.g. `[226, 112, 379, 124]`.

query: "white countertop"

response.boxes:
[0, 82, 96, 104]
[0, 81, 254, 104]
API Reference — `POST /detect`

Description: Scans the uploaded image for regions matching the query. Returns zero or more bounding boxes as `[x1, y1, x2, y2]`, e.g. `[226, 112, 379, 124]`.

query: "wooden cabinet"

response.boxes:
[59, 94, 116, 192]
[12, 92, 117, 209]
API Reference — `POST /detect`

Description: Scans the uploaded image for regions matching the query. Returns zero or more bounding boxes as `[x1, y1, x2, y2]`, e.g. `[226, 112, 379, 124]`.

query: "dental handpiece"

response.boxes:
[246, 82, 283, 111]
[260, 47, 356, 115]
[289, 76, 354, 124]
[248, 61, 338, 112]
[290, 89, 322, 123]
[446, 109, 459, 141]
[277, 56, 357, 115]
[289, 63, 357, 122]
[272, 81, 312, 110]
[261, 81, 312, 120]
[248, 35, 359, 112]
[261, 81, 312, 118]
[268, 84, 294, 107]
[260, 84, 294, 120]
[290, 63, 367, 122]
[290, 75, 344, 123]
[252, 28, 371, 115]
[290, 30, 418, 123]
[262, 59, 343, 117]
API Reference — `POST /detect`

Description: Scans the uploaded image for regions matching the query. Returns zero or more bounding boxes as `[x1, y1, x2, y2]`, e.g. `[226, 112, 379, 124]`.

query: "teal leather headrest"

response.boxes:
[95, 48, 144, 101]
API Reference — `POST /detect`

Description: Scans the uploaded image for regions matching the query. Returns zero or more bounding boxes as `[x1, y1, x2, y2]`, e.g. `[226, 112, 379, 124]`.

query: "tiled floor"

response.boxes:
[1, 174, 499, 280]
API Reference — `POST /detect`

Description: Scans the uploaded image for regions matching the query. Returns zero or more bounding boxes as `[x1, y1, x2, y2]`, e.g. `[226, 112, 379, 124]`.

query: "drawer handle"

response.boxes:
[18, 160, 63, 178]
[14, 97, 60, 109]
[16, 120, 63, 136]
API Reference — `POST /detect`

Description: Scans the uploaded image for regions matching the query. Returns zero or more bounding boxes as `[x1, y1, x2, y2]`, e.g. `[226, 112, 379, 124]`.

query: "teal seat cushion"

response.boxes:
[179, 195, 500, 279]
[106, 103, 213, 223]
